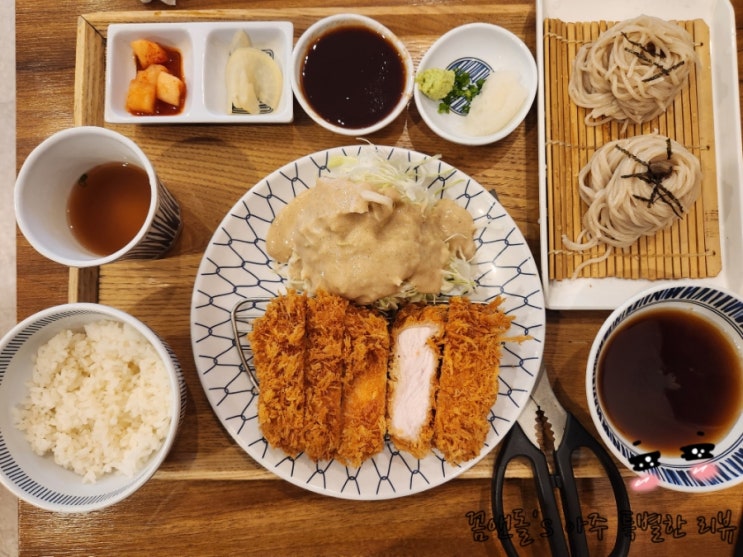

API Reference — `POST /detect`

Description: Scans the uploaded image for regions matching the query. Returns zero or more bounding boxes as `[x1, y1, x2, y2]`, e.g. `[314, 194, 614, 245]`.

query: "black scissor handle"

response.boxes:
[554, 414, 633, 557]
[492, 422, 571, 557]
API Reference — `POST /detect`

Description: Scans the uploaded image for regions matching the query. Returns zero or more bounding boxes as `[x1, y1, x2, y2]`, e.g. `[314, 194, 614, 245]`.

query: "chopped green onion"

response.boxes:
[437, 68, 485, 114]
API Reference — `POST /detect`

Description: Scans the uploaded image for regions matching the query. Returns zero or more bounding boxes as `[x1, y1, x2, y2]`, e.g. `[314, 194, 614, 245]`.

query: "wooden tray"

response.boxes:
[544, 18, 721, 281]
[69, 6, 550, 484]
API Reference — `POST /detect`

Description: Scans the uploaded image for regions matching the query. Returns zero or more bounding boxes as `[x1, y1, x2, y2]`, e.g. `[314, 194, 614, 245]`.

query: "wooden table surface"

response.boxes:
[14, 1, 743, 555]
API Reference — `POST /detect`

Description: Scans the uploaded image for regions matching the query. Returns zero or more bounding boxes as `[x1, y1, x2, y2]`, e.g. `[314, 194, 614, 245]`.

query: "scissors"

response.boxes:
[491, 366, 632, 557]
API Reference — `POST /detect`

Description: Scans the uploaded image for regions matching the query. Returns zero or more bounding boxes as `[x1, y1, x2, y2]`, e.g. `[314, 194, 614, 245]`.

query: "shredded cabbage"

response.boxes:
[327, 147, 444, 208]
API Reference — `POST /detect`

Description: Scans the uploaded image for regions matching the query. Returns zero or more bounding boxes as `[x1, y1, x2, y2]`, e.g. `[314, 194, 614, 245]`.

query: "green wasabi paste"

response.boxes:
[415, 68, 456, 101]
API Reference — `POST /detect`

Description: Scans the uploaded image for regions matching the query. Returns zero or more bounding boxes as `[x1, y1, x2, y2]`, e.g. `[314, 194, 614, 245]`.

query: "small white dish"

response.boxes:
[0, 303, 187, 512]
[414, 23, 537, 146]
[105, 21, 294, 124]
[291, 14, 414, 136]
[586, 283, 743, 492]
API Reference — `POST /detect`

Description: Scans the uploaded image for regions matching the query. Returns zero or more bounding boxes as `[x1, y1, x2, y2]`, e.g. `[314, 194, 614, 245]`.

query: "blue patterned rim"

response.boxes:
[588, 284, 743, 491]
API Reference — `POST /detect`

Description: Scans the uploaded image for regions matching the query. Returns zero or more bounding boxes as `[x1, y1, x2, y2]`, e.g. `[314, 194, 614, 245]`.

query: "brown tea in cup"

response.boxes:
[66, 162, 151, 256]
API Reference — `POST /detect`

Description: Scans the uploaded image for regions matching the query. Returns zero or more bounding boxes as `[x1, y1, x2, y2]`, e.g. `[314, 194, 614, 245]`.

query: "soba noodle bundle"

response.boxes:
[569, 15, 698, 127]
[563, 133, 702, 273]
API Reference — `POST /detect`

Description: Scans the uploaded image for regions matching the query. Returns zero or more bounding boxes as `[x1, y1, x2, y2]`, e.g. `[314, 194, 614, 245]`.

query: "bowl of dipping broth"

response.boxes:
[413, 23, 537, 146]
[586, 283, 743, 492]
[15, 126, 182, 268]
[291, 13, 414, 136]
[0, 303, 187, 512]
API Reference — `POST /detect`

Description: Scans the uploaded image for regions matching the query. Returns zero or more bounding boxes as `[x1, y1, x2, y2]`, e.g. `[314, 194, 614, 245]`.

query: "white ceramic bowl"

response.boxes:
[414, 23, 537, 146]
[586, 283, 743, 492]
[105, 21, 294, 124]
[0, 303, 187, 512]
[291, 14, 414, 136]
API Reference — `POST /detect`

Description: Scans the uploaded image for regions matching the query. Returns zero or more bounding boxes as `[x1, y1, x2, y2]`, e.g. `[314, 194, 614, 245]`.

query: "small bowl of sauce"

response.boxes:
[291, 14, 414, 136]
[586, 283, 743, 492]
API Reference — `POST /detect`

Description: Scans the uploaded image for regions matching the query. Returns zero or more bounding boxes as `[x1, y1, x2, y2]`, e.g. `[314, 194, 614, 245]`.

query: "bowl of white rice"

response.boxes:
[0, 303, 186, 513]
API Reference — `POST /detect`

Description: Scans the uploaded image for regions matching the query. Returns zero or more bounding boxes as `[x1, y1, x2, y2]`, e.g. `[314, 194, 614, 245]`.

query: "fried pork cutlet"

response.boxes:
[303, 291, 349, 461]
[248, 291, 518, 467]
[247, 290, 307, 456]
[387, 303, 446, 458]
[433, 296, 513, 464]
[335, 303, 390, 467]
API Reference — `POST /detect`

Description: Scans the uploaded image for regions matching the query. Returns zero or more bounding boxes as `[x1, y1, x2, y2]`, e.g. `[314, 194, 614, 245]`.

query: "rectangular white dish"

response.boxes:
[536, 0, 743, 310]
[105, 21, 294, 124]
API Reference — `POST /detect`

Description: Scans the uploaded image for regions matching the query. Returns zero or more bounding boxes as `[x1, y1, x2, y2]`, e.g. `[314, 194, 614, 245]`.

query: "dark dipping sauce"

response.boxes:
[300, 25, 406, 129]
[67, 162, 151, 256]
[598, 307, 742, 454]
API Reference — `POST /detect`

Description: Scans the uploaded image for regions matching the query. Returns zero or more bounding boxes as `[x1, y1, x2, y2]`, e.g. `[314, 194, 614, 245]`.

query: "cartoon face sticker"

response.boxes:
[680, 443, 715, 461]
[630, 430, 716, 468]
[629, 450, 661, 472]
[629, 437, 718, 491]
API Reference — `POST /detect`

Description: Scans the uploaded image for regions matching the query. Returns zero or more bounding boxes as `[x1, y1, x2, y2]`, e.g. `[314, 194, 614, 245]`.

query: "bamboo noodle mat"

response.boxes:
[544, 18, 720, 281]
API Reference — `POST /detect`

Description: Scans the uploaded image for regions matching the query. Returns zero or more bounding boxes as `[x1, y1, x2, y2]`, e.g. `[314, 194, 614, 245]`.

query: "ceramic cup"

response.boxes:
[15, 126, 182, 267]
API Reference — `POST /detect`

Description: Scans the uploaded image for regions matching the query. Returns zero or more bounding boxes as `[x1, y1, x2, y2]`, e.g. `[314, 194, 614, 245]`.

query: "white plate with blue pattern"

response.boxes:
[190, 144, 545, 499]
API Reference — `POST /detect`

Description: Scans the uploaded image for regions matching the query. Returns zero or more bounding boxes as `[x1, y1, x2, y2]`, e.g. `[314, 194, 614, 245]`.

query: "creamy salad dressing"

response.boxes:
[266, 177, 475, 304]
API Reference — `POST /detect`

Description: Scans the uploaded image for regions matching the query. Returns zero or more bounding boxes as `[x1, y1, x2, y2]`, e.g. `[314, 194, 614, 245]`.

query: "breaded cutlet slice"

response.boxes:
[433, 296, 513, 464]
[302, 290, 349, 461]
[335, 303, 390, 467]
[387, 303, 447, 458]
[247, 290, 307, 456]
